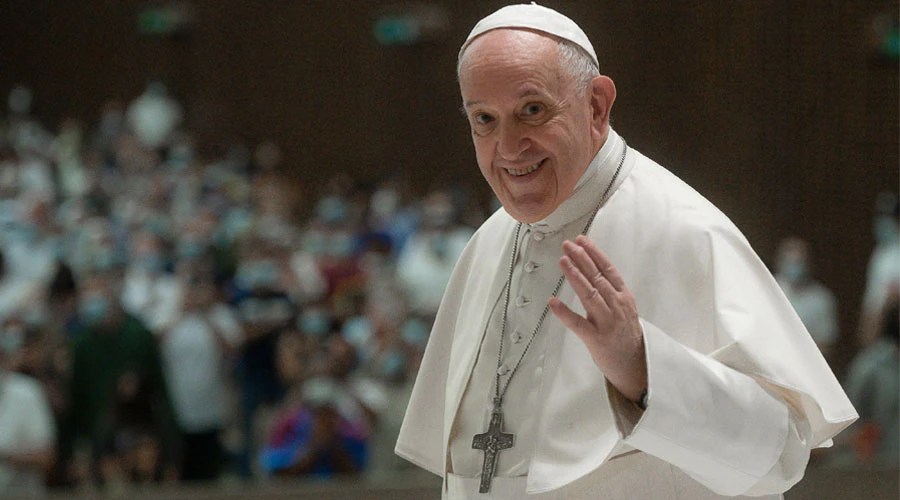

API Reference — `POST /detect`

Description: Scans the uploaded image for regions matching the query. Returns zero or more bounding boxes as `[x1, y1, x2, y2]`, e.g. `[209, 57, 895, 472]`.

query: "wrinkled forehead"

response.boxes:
[461, 27, 558, 62]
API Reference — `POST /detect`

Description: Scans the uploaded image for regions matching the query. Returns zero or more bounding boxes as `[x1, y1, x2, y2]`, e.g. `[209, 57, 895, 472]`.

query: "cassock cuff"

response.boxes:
[610, 319, 790, 497]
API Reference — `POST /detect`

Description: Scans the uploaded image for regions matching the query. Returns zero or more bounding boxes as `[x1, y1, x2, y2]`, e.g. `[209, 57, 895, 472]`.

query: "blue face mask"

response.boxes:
[299, 309, 331, 337]
[135, 253, 166, 272]
[177, 239, 206, 259]
[1, 324, 25, 356]
[327, 233, 356, 258]
[874, 216, 899, 245]
[317, 196, 347, 224]
[302, 230, 326, 256]
[93, 248, 121, 271]
[79, 296, 110, 325]
[379, 349, 407, 379]
[236, 260, 280, 289]
[780, 260, 808, 283]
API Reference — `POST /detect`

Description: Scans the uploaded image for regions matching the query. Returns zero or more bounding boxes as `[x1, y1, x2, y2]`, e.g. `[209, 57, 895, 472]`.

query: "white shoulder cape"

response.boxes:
[396, 147, 857, 494]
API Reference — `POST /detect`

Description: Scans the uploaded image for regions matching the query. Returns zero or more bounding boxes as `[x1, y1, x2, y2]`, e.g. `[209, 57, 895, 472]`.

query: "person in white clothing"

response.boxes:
[396, 4, 857, 499]
[0, 324, 55, 497]
[773, 237, 839, 360]
[157, 255, 242, 481]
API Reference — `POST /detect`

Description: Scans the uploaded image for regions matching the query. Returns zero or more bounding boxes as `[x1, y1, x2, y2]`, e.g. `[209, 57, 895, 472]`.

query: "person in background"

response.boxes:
[0, 317, 56, 498]
[774, 237, 839, 360]
[121, 229, 179, 332]
[396, 189, 473, 321]
[126, 81, 182, 153]
[840, 284, 899, 469]
[57, 269, 180, 486]
[858, 193, 900, 346]
[230, 227, 297, 477]
[157, 254, 243, 482]
[365, 179, 418, 258]
[260, 378, 368, 478]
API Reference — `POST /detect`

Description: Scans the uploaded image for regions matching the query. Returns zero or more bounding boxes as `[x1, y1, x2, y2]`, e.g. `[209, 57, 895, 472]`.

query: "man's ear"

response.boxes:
[589, 76, 616, 141]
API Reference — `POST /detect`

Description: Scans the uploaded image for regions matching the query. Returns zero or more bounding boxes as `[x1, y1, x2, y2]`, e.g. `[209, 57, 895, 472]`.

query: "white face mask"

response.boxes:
[779, 260, 808, 283]
[1, 324, 25, 356]
[874, 216, 899, 244]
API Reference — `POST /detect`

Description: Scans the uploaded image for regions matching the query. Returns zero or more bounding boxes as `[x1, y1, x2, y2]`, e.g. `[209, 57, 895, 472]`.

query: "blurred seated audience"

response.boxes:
[0, 84, 489, 491]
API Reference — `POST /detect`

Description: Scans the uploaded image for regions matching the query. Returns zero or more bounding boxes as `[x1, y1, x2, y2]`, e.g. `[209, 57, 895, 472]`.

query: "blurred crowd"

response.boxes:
[0, 83, 480, 496]
[0, 83, 896, 497]
[771, 192, 899, 471]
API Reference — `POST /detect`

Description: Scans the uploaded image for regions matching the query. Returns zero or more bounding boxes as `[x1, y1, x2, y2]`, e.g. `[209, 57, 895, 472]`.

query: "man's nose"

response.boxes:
[496, 121, 528, 161]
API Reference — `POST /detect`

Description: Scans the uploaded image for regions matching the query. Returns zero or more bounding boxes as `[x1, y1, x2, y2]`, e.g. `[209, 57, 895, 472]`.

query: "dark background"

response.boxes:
[1, 0, 897, 375]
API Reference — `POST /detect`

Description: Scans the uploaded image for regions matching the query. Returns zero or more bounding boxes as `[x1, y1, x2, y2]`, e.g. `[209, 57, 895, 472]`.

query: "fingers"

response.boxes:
[559, 253, 611, 316]
[575, 235, 626, 291]
[561, 240, 618, 305]
[548, 297, 593, 338]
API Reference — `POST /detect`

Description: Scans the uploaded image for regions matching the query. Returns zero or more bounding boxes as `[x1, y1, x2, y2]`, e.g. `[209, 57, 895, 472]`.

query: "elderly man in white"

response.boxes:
[396, 4, 857, 499]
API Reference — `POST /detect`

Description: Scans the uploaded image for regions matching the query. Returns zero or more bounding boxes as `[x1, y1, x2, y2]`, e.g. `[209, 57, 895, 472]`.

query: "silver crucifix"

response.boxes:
[472, 409, 515, 493]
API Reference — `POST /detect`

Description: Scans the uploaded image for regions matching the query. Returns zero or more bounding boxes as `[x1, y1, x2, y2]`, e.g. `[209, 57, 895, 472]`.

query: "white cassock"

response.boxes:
[396, 129, 857, 499]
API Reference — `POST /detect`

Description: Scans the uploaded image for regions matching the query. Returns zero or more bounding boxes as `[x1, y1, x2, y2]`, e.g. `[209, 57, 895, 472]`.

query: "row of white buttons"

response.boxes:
[496, 354, 545, 377]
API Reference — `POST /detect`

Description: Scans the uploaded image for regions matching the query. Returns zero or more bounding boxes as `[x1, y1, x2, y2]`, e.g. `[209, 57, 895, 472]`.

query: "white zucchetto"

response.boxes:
[459, 2, 599, 67]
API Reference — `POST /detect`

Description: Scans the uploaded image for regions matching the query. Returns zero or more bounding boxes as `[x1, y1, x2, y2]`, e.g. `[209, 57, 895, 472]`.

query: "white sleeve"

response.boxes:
[19, 379, 56, 451]
[608, 320, 812, 497]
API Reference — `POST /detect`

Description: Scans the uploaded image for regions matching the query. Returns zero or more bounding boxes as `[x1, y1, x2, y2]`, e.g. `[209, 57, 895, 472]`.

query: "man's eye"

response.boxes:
[474, 113, 494, 125]
[522, 103, 544, 116]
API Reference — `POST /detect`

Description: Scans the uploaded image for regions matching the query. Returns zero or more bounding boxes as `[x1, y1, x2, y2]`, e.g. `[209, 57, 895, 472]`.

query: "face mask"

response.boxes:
[93, 247, 121, 271]
[379, 349, 407, 379]
[299, 309, 331, 337]
[79, 295, 110, 325]
[1, 324, 25, 356]
[236, 260, 280, 289]
[401, 319, 429, 349]
[779, 259, 807, 283]
[135, 253, 166, 273]
[430, 234, 449, 258]
[177, 239, 206, 259]
[317, 196, 347, 225]
[327, 232, 356, 258]
[302, 230, 326, 256]
[874, 216, 899, 244]
[168, 144, 194, 170]
[342, 318, 372, 348]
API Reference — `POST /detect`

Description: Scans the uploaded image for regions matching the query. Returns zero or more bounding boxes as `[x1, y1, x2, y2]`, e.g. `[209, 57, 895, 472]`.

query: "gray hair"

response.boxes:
[556, 38, 600, 96]
[457, 35, 601, 96]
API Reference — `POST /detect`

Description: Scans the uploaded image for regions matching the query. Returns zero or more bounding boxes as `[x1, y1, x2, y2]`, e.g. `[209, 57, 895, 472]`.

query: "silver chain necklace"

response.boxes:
[472, 140, 628, 494]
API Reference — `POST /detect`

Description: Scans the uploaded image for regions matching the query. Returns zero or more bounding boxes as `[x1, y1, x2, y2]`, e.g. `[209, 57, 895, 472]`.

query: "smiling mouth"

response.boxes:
[505, 160, 544, 177]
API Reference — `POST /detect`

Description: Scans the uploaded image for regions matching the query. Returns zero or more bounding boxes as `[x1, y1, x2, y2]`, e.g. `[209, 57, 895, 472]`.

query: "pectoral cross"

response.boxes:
[472, 408, 515, 493]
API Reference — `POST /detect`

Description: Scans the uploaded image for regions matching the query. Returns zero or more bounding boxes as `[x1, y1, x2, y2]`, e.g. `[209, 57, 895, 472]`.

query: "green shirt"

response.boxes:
[60, 314, 180, 469]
